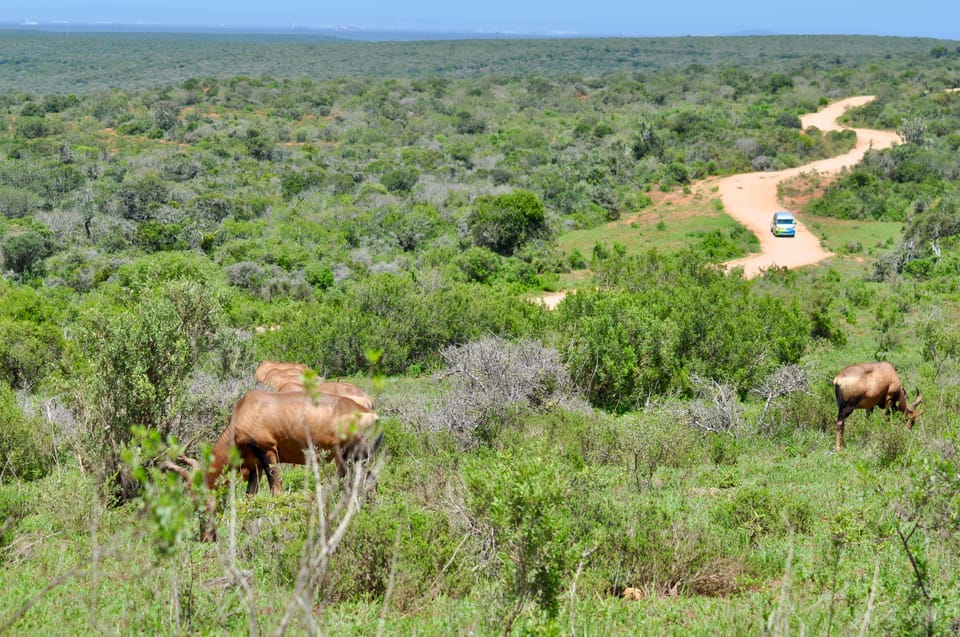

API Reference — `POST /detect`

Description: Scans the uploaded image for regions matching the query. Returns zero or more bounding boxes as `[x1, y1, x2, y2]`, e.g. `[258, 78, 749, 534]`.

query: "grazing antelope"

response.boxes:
[254, 360, 310, 386]
[833, 362, 922, 451]
[206, 390, 380, 495]
[253, 360, 375, 409]
[199, 390, 381, 541]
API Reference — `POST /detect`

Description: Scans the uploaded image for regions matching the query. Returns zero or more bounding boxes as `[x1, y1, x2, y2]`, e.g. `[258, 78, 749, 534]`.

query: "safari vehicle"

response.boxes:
[771, 211, 797, 237]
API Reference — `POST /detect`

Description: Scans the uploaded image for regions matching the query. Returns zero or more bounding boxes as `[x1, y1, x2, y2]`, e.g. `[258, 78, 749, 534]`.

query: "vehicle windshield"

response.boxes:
[776, 218, 793, 225]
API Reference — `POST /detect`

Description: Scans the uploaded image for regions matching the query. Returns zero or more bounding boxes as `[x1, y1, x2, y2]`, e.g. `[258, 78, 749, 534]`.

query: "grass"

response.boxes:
[2, 394, 956, 635]
[801, 214, 904, 261]
[559, 194, 740, 258]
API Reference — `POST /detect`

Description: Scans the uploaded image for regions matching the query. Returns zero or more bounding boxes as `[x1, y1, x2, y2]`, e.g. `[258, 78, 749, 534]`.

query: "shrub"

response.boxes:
[260, 275, 543, 377]
[687, 375, 744, 436]
[0, 317, 66, 391]
[0, 186, 41, 219]
[870, 419, 912, 468]
[427, 336, 581, 447]
[773, 381, 835, 437]
[463, 452, 577, 626]
[580, 492, 744, 598]
[117, 172, 170, 222]
[467, 190, 548, 256]
[712, 485, 814, 542]
[453, 246, 500, 283]
[619, 406, 707, 486]
[560, 250, 810, 410]
[0, 381, 54, 482]
[0, 229, 53, 276]
[380, 167, 419, 194]
[323, 501, 470, 608]
[79, 280, 222, 501]
[0, 483, 33, 557]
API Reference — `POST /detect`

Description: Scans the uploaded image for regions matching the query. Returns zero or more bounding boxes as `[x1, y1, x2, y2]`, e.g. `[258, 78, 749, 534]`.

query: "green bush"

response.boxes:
[380, 167, 419, 194]
[467, 190, 548, 257]
[0, 317, 66, 390]
[0, 381, 53, 482]
[712, 485, 814, 542]
[619, 410, 707, 485]
[560, 250, 810, 409]
[259, 274, 542, 376]
[324, 501, 470, 608]
[79, 279, 222, 501]
[870, 419, 912, 468]
[453, 246, 500, 283]
[0, 228, 53, 276]
[0, 484, 33, 554]
[464, 452, 577, 624]
[579, 491, 744, 598]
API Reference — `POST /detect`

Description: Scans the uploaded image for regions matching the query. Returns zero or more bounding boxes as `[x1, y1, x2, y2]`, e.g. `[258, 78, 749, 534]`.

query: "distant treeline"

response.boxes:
[1, 30, 957, 94]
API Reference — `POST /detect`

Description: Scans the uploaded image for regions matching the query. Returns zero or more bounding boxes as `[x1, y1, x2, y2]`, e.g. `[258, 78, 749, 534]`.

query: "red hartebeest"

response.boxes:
[833, 362, 922, 451]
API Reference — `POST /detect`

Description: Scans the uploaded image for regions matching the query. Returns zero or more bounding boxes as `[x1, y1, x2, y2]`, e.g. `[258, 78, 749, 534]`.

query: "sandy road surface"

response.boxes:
[722, 96, 901, 277]
[536, 96, 900, 308]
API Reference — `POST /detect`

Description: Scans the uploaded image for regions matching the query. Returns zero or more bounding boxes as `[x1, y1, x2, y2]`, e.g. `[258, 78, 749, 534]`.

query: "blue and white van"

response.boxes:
[770, 211, 797, 237]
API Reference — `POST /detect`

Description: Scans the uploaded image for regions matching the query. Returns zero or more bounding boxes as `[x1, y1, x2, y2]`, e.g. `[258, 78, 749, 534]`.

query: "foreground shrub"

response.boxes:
[618, 406, 708, 486]
[0, 484, 33, 555]
[323, 500, 471, 608]
[79, 279, 222, 501]
[712, 485, 815, 544]
[463, 452, 578, 630]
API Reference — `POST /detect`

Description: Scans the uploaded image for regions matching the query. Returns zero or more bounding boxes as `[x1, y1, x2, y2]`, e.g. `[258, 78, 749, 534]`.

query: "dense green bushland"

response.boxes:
[2, 33, 960, 635]
[2, 31, 957, 95]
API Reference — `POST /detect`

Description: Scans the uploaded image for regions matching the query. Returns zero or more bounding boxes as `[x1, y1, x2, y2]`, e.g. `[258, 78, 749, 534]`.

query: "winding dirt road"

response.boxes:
[536, 96, 900, 308]
[721, 95, 901, 277]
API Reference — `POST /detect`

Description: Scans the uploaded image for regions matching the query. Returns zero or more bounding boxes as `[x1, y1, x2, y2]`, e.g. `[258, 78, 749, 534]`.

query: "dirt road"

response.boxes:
[722, 95, 901, 277]
[536, 96, 900, 308]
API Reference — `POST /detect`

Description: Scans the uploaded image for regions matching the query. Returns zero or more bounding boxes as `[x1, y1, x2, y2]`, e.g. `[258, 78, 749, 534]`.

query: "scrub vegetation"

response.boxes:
[1, 31, 960, 635]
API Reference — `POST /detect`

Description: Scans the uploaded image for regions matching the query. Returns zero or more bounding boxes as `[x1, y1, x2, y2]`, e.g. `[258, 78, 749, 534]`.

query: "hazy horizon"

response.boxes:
[4, 0, 959, 40]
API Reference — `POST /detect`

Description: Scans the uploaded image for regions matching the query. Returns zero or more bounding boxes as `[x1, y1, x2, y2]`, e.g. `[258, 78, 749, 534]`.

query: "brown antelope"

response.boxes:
[253, 360, 375, 409]
[206, 390, 380, 495]
[833, 362, 922, 451]
[200, 390, 381, 541]
[254, 360, 310, 385]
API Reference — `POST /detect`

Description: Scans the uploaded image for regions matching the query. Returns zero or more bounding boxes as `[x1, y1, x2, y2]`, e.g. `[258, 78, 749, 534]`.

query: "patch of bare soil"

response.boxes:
[617, 186, 708, 226]
[776, 170, 839, 213]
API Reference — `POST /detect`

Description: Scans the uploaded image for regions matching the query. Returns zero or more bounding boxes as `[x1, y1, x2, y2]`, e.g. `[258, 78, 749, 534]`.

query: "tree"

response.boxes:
[468, 190, 548, 256]
[0, 228, 53, 276]
[118, 172, 170, 222]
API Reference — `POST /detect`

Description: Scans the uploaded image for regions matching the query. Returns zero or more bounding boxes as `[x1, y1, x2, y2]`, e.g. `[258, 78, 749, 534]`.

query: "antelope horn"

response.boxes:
[162, 459, 194, 482]
[176, 455, 201, 471]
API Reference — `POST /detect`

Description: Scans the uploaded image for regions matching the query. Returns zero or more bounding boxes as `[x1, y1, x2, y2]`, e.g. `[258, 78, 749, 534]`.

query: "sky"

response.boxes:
[4, 0, 960, 40]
